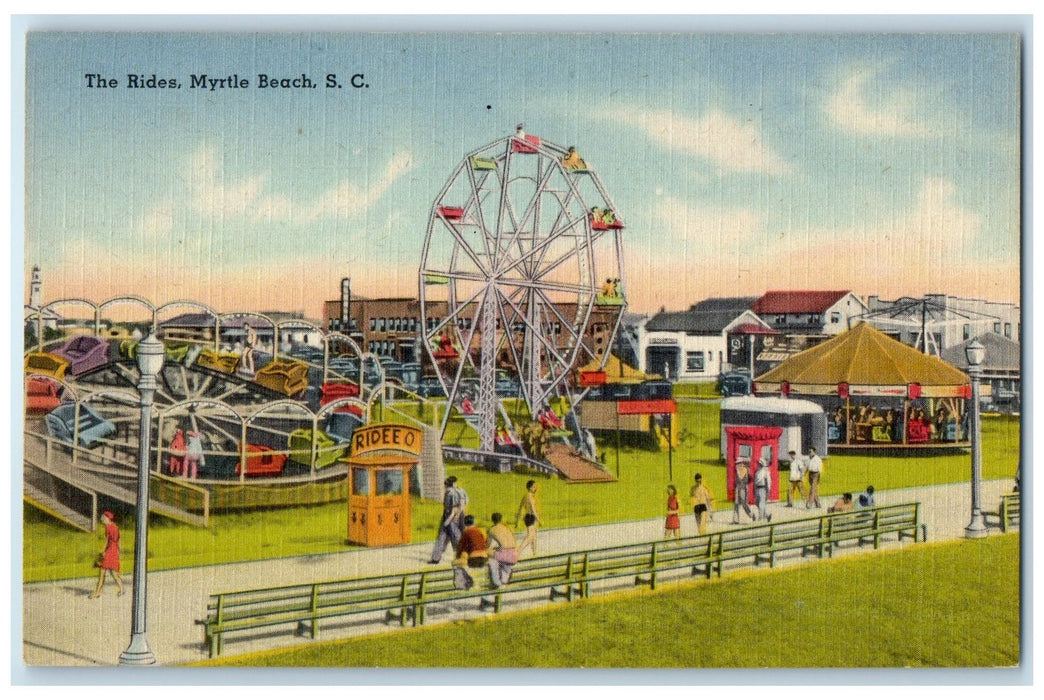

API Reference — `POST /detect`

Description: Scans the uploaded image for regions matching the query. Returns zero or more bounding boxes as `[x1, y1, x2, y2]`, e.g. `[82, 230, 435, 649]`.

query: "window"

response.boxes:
[994, 322, 1001, 333]
[686, 351, 705, 372]
[775, 315, 786, 325]
[1004, 322, 1011, 338]
[830, 312, 841, 324]
[963, 324, 971, 341]
[369, 318, 376, 332]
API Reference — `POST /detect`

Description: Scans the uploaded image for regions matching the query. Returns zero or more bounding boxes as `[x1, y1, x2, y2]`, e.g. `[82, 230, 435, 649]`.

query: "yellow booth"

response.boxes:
[345, 423, 422, 547]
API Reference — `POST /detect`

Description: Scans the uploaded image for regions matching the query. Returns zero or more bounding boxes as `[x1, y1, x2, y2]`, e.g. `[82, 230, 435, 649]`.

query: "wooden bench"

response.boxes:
[200, 553, 581, 657]
[199, 504, 923, 657]
[985, 492, 1020, 533]
[201, 571, 424, 658]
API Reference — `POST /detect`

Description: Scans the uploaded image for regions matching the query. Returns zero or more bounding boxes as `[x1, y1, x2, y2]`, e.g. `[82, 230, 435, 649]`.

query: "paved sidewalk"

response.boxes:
[21, 479, 1015, 666]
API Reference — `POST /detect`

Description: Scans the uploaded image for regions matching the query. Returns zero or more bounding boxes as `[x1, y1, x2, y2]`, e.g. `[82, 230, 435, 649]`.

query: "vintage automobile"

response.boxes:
[52, 335, 110, 376]
[44, 403, 116, 449]
[718, 371, 753, 398]
[25, 376, 65, 415]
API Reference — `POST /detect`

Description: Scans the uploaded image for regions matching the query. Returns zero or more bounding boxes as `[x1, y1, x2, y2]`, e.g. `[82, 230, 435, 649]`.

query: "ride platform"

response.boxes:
[543, 443, 616, 483]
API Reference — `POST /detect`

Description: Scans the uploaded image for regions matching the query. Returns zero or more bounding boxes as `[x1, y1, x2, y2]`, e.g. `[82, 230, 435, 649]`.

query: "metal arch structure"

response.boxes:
[851, 297, 1002, 357]
[419, 130, 627, 451]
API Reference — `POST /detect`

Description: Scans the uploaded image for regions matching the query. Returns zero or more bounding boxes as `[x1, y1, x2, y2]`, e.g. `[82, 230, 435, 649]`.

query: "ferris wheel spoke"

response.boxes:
[439, 220, 491, 278]
[463, 162, 498, 262]
[424, 278, 487, 339]
[495, 216, 588, 282]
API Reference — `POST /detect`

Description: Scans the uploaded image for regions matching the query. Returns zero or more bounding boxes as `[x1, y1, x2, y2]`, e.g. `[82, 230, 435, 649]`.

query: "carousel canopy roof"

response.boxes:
[755, 322, 969, 387]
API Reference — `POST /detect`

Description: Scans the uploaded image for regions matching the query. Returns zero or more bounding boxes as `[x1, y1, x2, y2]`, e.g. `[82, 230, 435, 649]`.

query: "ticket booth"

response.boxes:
[345, 422, 424, 547]
[724, 425, 782, 502]
[346, 455, 415, 546]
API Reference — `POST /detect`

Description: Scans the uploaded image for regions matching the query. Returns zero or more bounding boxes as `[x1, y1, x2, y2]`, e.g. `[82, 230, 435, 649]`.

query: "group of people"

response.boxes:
[785, 446, 823, 509]
[731, 457, 776, 524]
[664, 473, 716, 539]
[430, 477, 541, 591]
[167, 428, 207, 479]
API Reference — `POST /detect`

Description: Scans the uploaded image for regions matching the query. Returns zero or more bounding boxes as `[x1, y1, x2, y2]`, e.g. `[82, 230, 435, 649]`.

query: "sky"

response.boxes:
[23, 30, 1022, 319]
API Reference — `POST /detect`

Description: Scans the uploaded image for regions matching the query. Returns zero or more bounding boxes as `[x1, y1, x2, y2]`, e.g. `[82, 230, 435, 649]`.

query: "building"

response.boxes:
[158, 311, 323, 350]
[750, 290, 868, 365]
[864, 294, 1021, 355]
[322, 292, 622, 369]
[941, 332, 1022, 412]
[23, 265, 61, 333]
[637, 297, 775, 381]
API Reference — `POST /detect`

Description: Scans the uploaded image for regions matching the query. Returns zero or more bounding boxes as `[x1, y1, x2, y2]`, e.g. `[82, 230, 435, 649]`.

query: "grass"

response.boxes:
[194, 534, 1021, 668]
[22, 403, 1021, 582]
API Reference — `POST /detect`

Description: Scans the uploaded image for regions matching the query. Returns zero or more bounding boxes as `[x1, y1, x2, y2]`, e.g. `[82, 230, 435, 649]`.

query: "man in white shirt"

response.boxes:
[786, 449, 807, 507]
[806, 446, 823, 509]
[753, 458, 773, 522]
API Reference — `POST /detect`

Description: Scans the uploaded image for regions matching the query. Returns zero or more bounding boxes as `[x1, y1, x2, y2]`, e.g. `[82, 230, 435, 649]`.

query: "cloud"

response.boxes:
[626, 177, 1016, 312]
[606, 106, 791, 175]
[175, 145, 413, 226]
[826, 70, 930, 137]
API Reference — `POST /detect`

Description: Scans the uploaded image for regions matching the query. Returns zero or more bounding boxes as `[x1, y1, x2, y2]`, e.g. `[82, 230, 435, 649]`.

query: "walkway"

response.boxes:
[20, 479, 1015, 666]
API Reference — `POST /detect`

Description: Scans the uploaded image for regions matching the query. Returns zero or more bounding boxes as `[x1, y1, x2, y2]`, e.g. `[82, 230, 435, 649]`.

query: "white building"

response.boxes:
[637, 297, 774, 381]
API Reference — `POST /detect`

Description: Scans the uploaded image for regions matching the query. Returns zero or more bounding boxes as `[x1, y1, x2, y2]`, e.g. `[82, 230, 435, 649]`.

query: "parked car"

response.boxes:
[417, 376, 446, 398]
[45, 403, 116, 449]
[718, 371, 752, 397]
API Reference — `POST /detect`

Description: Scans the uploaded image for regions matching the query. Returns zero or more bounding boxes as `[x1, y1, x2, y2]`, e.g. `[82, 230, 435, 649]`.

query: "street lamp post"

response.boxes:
[119, 330, 164, 665]
[964, 339, 987, 539]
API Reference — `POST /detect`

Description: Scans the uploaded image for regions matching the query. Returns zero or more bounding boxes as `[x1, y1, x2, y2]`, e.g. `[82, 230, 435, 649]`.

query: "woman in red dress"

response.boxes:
[89, 510, 125, 598]
[664, 485, 681, 540]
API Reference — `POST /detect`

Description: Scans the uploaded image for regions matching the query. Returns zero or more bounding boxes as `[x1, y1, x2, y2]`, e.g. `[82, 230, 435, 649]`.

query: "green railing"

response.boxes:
[200, 503, 922, 657]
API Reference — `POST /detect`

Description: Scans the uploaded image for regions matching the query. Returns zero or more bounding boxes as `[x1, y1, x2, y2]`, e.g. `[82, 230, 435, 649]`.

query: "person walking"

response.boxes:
[733, 461, 756, 524]
[664, 485, 681, 539]
[806, 446, 823, 509]
[786, 449, 807, 507]
[753, 458, 773, 523]
[429, 476, 466, 564]
[89, 510, 125, 598]
[486, 512, 518, 588]
[690, 472, 715, 535]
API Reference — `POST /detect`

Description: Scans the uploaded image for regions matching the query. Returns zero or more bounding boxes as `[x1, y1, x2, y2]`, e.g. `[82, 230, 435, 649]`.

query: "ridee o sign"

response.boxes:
[351, 422, 423, 457]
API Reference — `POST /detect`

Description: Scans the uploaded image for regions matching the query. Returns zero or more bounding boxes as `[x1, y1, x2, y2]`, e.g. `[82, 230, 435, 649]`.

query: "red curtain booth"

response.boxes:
[724, 425, 783, 502]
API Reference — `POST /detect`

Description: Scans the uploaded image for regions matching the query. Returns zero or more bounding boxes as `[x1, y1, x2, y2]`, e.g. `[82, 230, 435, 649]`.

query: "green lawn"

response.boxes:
[22, 403, 1020, 582]
[195, 534, 1021, 668]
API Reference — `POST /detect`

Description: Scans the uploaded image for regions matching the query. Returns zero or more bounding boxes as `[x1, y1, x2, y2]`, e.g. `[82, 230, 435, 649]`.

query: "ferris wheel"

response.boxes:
[419, 127, 627, 452]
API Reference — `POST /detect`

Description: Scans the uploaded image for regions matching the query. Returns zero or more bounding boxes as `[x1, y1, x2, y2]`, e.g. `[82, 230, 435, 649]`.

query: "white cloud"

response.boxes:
[607, 106, 791, 175]
[826, 70, 930, 137]
[176, 145, 412, 226]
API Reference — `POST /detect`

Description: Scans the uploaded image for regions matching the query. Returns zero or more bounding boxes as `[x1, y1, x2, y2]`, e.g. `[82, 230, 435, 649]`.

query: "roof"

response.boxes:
[730, 322, 779, 335]
[578, 353, 657, 383]
[646, 304, 762, 335]
[753, 290, 851, 315]
[687, 297, 758, 313]
[941, 333, 1021, 372]
[755, 322, 969, 386]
